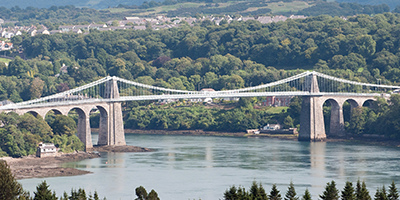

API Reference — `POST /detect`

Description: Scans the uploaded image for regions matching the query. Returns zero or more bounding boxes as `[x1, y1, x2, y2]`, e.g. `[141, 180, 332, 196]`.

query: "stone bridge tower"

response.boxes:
[96, 77, 126, 146]
[298, 73, 326, 141]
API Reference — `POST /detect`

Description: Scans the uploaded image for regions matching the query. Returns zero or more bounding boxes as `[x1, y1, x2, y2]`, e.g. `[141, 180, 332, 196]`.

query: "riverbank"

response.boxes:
[3, 151, 100, 180]
[3, 144, 153, 180]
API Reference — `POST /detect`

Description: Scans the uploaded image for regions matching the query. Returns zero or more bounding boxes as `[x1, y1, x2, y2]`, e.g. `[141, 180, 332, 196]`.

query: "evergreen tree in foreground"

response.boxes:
[388, 181, 399, 200]
[285, 181, 299, 200]
[33, 181, 57, 200]
[250, 181, 268, 200]
[269, 184, 282, 200]
[342, 181, 356, 200]
[0, 160, 25, 200]
[320, 180, 339, 200]
[374, 186, 388, 200]
[135, 186, 160, 200]
[302, 188, 312, 200]
[357, 180, 372, 200]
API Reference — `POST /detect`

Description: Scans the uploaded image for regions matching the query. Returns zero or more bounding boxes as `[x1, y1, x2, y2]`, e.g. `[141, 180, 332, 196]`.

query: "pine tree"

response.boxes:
[60, 192, 68, 200]
[135, 186, 148, 200]
[388, 181, 399, 200]
[224, 185, 238, 200]
[374, 186, 388, 200]
[320, 180, 339, 200]
[342, 181, 356, 200]
[285, 181, 299, 200]
[94, 191, 100, 200]
[0, 160, 24, 200]
[302, 188, 312, 200]
[33, 181, 57, 200]
[78, 188, 87, 199]
[269, 184, 282, 200]
[147, 189, 160, 200]
[356, 180, 372, 200]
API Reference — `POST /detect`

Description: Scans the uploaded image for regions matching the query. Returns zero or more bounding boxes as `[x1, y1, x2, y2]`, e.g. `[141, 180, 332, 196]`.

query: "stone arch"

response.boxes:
[361, 99, 375, 108]
[26, 111, 41, 118]
[68, 107, 92, 149]
[93, 105, 109, 146]
[323, 98, 345, 137]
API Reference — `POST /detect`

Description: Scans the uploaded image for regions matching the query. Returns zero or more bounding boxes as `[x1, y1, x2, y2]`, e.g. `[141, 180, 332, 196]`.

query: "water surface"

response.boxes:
[20, 134, 400, 199]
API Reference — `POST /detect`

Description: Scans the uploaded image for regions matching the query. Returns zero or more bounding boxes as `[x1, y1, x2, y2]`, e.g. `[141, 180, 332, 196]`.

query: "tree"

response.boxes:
[33, 181, 57, 200]
[136, 186, 148, 200]
[29, 77, 45, 100]
[147, 189, 160, 200]
[342, 181, 356, 200]
[283, 115, 294, 129]
[285, 181, 299, 200]
[0, 160, 24, 200]
[270, 184, 282, 200]
[249, 181, 268, 200]
[302, 189, 312, 200]
[374, 186, 388, 200]
[49, 115, 77, 136]
[356, 180, 371, 200]
[388, 181, 399, 200]
[320, 180, 339, 200]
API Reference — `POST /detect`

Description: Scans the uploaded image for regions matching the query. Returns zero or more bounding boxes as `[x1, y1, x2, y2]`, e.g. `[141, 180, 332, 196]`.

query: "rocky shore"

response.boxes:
[3, 151, 101, 180]
[3, 145, 153, 180]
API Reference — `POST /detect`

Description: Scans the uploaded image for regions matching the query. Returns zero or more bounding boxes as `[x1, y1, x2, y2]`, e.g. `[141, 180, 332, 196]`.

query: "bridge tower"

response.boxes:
[298, 73, 327, 141]
[96, 77, 126, 146]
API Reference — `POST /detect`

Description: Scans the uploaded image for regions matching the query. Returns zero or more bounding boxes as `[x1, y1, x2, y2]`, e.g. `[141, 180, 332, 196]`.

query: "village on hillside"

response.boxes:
[0, 14, 307, 51]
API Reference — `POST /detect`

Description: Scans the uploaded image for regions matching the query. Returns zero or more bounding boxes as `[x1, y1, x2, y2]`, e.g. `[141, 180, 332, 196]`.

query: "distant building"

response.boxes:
[0, 41, 13, 51]
[36, 143, 57, 158]
[262, 96, 292, 107]
[262, 124, 281, 131]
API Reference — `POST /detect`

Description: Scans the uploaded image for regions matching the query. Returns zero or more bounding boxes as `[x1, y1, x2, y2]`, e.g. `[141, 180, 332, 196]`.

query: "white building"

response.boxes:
[36, 143, 57, 158]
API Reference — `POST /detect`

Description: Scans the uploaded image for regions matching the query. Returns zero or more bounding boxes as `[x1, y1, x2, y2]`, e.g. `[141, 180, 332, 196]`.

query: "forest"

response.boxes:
[2, 11, 400, 157]
[0, 111, 83, 157]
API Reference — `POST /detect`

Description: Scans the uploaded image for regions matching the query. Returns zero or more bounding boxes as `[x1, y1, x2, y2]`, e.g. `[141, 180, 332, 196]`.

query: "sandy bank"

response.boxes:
[3, 151, 100, 180]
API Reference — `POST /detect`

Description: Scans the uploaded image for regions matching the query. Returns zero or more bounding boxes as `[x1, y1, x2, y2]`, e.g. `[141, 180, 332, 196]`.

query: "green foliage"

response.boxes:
[302, 189, 312, 200]
[48, 115, 77, 136]
[124, 102, 276, 132]
[135, 186, 159, 200]
[0, 112, 83, 157]
[356, 180, 372, 200]
[285, 181, 299, 200]
[0, 160, 24, 200]
[388, 181, 399, 200]
[374, 186, 388, 200]
[269, 184, 282, 200]
[342, 181, 356, 200]
[320, 180, 339, 200]
[33, 181, 57, 200]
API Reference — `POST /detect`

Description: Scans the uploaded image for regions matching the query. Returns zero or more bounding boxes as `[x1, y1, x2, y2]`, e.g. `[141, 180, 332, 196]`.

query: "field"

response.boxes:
[0, 57, 11, 65]
[107, 0, 314, 16]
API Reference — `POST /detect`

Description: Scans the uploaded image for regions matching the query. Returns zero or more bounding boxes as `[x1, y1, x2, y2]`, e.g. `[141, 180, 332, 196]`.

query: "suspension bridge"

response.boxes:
[1, 71, 399, 148]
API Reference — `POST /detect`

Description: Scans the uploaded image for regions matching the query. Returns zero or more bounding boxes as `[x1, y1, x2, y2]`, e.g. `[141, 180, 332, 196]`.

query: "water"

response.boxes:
[20, 134, 400, 199]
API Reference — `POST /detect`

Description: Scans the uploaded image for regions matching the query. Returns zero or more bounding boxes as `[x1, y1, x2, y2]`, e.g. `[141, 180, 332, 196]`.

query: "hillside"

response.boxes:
[0, 0, 161, 10]
[335, 0, 399, 10]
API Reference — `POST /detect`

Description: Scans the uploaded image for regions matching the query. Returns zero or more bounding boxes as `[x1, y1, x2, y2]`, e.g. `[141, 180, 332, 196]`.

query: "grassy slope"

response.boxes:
[0, 58, 11, 64]
[107, 0, 314, 16]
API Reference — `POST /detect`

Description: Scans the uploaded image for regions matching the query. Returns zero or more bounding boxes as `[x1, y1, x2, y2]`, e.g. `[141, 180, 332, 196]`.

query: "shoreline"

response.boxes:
[103, 128, 400, 148]
[3, 145, 153, 180]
